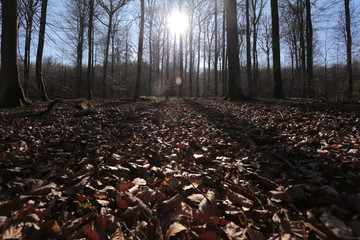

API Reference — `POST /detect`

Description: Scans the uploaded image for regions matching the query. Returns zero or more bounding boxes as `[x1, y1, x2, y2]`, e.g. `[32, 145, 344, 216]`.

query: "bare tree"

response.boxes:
[344, 0, 353, 98]
[246, 0, 252, 96]
[305, 0, 314, 97]
[35, 0, 49, 101]
[97, 0, 129, 98]
[0, 0, 28, 107]
[87, 0, 95, 99]
[133, 0, 145, 100]
[271, 0, 284, 98]
[19, 0, 40, 97]
[214, 0, 219, 96]
[224, 0, 246, 100]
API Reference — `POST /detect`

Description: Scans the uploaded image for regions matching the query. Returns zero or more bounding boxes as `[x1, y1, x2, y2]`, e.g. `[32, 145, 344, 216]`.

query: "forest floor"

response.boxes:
[0, 97, 360, 240]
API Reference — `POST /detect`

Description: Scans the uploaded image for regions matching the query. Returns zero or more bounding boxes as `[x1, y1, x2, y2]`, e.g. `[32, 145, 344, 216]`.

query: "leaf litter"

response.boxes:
[0, 98, 359, 239]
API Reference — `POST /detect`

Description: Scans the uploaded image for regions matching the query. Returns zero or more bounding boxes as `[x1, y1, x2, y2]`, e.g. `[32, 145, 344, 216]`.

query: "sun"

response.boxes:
[167, 10, 189, 35]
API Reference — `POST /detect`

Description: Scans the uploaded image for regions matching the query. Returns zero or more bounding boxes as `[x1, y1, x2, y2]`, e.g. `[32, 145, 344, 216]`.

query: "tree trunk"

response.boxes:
[246, 0, 252, 97]
[344, 0, 353, 99]
[222, 4, 227, 96]
[35, 0, 49, 102]
[271, 0, 284, 99]
[87, 0, 94, 99]
[196, 19, 202, 97]
[103, 15, 112, 98]
[224, 0, 246, 100]
[133, 0, 145, 100]
[0, 0, 28, 107]
[148, 9, 154, 96]
[305, 0, 314, 98]
[76, 13, 85, 98]
[214, 0, 218, 96]
[23, 0, 36, 97]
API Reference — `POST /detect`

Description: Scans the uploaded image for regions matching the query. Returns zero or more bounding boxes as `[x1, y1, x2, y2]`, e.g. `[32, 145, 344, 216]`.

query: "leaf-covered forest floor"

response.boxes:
[0, 97, 359, 240]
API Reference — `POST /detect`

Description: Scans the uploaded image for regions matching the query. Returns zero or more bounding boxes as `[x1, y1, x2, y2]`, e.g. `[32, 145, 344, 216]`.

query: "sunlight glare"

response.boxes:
[167, 10, 189, 35]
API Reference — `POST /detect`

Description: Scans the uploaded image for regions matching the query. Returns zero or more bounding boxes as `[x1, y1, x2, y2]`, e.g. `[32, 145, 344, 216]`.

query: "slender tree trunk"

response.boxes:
[222, 4, 227, 96]
[305, 0, 314, 98]
[214, 0, 218, 96]
[188, 8, 194, 97]
[297, 0, 306, 97]
[224, 0, 245, 100]
[196, 20, 202, 97]
[23, 0, 36, 97]
[179, 3, 184, 98]
[0, 0, 28, 107]
[246, 0, 252, 97]
[148, 11, 153, 95]
[271, 0, 284, 99]
[133, 0, 145, 100]
[103, 15, 112, 98]
[76, 16, 85, 98]
[344, 0, 353, 99]
[165, 30, 170, 97]
[35, 0, 49, 101]
[87, 0, 94, 99]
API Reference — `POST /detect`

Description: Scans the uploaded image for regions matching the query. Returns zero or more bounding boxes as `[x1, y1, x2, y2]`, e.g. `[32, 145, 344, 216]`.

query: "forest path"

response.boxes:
[0, 98, 359, 239]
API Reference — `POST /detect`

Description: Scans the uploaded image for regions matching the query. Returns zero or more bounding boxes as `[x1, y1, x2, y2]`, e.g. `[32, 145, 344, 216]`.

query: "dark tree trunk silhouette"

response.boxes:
[214, 0, 218, 96]
[23, 0, 39, 97]
[35, 0, 49, 102]
[271, 0, 284, 99]
[133, 0, 145, 100]
[224, 0, 246, 100]
[246, 0, 252, 97]
[305, 0, 314, 98]
[0, 0, 28, 107]
[87, 0, 94, 99]
[344, 0, 353, 99]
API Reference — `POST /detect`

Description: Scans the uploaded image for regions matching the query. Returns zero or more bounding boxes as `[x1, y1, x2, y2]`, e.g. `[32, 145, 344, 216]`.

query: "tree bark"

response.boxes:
[344, 0, 353, 99]
[87, 0, 94, 99]
[133, 0, 145, 100]
[214, 0, 218, 96]
[305, 0, 314, 98]
[271, 0, 284, 99]
[0, 0, 28, 108]
[35, 0, 49, 102]
[224, 0, 246, 100]
[246, 0, 252, 97]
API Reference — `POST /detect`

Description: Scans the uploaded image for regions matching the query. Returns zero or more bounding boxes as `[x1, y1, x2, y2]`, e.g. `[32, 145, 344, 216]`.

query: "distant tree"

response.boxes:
[133, 0, 145, 100]
[35, 0, 49, 101]
[0, 0, 28, 107]
[271, 0, 284, 99]
[19, 0, 40, 97]
[65, 0, 88, 98]
[224, 0, 246, 100]
[97, 0, 129, 98]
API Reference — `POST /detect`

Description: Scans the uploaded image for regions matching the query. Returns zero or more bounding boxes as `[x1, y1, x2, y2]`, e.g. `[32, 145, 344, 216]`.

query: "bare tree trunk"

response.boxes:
[224, 0, 246, 100]
[246, 0, 252, 97]
[133, 0, 145, 100]
[344, 0, 353, 99]
[0, 0, 28, 107]
[148, 7, 154, 95]
[305, 0, 314, 98]
[87, 0, 94, 99]
[36, 0, 49, 102]
[222, 4, 227, 96]
[271, 0, 284, 99]
[23, 0, 38, 97]
[76, 8, 85, 99]
[214, 0, 218, 96]
[196, 19, 202, 97]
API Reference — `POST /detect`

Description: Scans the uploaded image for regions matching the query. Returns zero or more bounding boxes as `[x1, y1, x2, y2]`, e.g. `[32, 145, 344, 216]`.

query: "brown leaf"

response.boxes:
[227, 189, 254, 208]
[165, 222, 187, 240]
[199, 231, 218, 240]
[82, 224, 100, 240]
